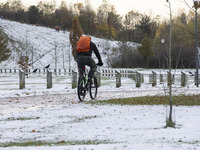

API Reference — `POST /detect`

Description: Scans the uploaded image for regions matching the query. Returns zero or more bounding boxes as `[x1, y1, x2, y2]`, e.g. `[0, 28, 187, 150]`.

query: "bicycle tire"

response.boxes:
[89, 77, 97, 100]
[78, 76, 86, 101]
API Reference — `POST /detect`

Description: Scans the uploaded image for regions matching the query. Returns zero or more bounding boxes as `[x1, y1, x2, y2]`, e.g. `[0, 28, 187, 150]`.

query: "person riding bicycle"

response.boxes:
[76, 36, 103, 84]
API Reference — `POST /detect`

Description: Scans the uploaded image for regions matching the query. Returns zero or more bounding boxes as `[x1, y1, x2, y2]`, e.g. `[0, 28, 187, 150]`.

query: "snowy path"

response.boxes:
[0, 87, 199, 115]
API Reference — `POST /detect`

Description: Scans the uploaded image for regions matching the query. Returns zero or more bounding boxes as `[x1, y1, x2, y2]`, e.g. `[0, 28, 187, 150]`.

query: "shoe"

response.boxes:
[80, 93, 84, 96]
[87, 77, 93, 85]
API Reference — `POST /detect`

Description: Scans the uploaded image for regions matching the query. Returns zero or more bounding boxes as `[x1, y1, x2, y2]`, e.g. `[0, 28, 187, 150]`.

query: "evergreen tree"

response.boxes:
[0, 29, 11, 63]
[28, 5, 40, 24]
[138, 38, 154, 68]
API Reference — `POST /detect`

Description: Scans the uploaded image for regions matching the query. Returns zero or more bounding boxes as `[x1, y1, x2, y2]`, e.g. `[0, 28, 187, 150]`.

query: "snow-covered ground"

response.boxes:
[0, 19, 200, 149]
[0, 93, 200, 150]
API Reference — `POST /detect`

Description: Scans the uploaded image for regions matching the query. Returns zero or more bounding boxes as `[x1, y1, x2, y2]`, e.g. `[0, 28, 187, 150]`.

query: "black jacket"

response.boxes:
[76, 41, 103, 64]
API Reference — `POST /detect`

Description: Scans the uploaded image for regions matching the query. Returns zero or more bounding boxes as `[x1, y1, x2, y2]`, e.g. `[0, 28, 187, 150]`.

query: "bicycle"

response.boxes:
[77, 66, 98, 101]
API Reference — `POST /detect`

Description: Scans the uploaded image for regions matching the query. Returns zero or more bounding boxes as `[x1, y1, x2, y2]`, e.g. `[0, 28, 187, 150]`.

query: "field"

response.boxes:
[0, 71, 200, 150]
[0, 19, 200, 150]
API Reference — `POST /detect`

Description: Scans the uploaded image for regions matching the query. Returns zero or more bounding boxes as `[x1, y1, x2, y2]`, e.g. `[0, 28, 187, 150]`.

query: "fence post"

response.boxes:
[59, 69, 61, 75]
[72, 70, 77, 89]
[152, 71, 157, 86]
[102, 69, 104, 76]
[19, 69, 25, 89]
[54, 69, 57, 75]
[149, 74, 153, 83]
[115, 71, 121, 88]
[181, 71, 188, 87]
[47, 69, 52, 89]
[64, 69, 66, 75]
[95, 71, 101, 87]
[132, 71, 136, 81]
[160, 74, 163, 83]
[136, 71, 141, 88]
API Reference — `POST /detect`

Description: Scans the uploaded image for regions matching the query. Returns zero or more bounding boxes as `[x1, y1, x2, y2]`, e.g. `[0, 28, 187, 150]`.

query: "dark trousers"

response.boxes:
[77, 56, 96, 78]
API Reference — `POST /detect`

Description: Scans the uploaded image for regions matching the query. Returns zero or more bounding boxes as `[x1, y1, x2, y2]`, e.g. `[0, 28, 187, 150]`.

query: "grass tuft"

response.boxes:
[0, 140, 111, 147]
[90, 94, 200, 106]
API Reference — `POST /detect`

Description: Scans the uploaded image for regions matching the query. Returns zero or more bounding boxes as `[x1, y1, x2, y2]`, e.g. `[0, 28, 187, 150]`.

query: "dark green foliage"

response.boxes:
[0, 29, 11, 63]
[138, 38, 154, 68]
[27, 5, 40, 24]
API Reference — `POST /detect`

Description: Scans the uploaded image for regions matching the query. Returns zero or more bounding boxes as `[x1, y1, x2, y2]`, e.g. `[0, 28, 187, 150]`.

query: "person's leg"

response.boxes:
[77, 57, 85, 77]
[87, 57, 96, 78]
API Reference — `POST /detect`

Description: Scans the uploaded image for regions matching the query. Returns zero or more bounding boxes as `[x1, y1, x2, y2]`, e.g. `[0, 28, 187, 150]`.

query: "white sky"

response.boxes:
[0, 0, 194, 18]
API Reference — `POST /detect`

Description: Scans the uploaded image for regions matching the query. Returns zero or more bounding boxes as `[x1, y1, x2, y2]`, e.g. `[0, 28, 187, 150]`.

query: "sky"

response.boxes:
[0, 0, 195, 18]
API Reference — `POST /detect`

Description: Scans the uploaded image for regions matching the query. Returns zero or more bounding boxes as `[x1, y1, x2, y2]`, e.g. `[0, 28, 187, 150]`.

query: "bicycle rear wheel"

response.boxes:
[89, 77, 97, 100]
[78, 76, 86, 101]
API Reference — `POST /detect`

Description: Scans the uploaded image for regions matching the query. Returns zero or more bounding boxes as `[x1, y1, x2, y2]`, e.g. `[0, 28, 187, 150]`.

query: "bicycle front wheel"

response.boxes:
[78, 76, 86, 101]
[89, 77, 97, 100]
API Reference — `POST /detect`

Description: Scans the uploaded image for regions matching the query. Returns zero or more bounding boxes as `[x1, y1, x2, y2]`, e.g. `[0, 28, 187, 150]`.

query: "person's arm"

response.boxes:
[91, 42, 103, 66]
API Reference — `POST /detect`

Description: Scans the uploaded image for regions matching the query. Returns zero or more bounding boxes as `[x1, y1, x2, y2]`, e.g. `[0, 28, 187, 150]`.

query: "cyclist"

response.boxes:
[76, 36, 103, 84]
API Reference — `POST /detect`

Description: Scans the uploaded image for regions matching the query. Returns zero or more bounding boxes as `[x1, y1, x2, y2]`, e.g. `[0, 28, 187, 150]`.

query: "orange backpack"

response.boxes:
[77, 36, 91, 52]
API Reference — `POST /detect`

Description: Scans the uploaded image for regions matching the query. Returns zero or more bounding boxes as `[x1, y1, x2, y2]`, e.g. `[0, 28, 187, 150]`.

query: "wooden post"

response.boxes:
[47, 69, 52, 89]
[72, 70, 77, 89]
[54, 69, 57, 75]
[116, 71, 121, 88]
[64, 69, 66, 75]
[160, 74, 163, 83]
[141, 74, 144, 83]
[95, 71, 101, 87]
[152, 71, 157, 86]
[102, 69, 104, 76]
[105, 70, 107, 77]
[136, 71, 141, 88]
[59, 69, 61, 75]
[181, 71, 188, 87]
[108, 70, 110, 77]
[19, 69, 25, 89]
[132, 71, 136, 81]
[149, 74, 153, 83]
